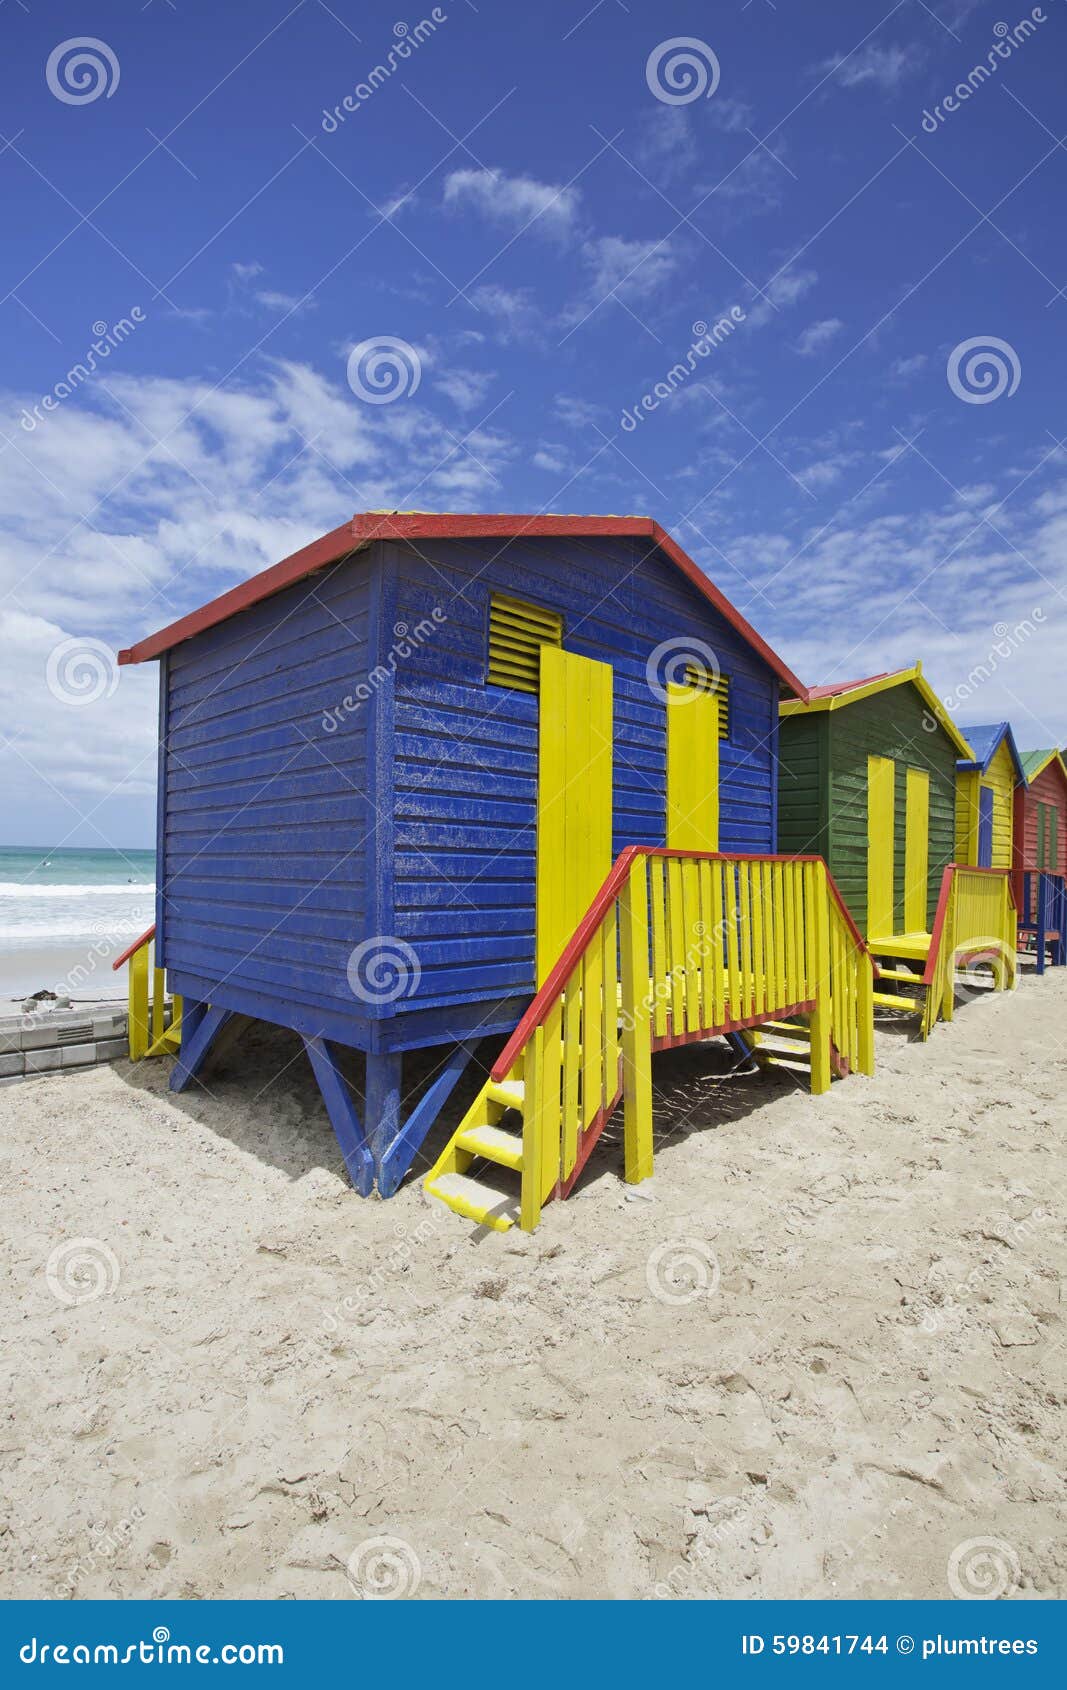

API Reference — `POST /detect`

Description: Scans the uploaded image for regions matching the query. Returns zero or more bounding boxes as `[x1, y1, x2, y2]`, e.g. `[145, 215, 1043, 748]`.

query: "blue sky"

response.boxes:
[2, 0, 1066, 848]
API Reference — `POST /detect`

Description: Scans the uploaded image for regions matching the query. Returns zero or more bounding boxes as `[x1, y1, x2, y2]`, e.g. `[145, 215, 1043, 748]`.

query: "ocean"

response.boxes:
[0, 846, 156, 1002]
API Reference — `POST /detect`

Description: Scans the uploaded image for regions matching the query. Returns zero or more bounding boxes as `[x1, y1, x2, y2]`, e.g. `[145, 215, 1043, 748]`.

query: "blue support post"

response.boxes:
[364, 1051, 403, 1189]
[304, 1037, 375, 1197]
[169, 1004, 233, 1092]
[1036, 873, 1048, 976]
[725, 1031, 759, 1072]
[377, 1043, 478, 1197]
[178, 998, 208, 1050]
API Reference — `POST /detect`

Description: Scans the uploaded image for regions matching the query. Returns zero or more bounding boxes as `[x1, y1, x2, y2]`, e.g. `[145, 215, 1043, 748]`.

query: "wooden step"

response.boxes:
[760, 1020, 810, 1036]
[873, 990, 924, 1013]
[487, 1079, 525, 1112]
[762, 1055, 811, 1075]
[875, 967, 923, 984]
[425, 1171, 518, 1231]
[456, 1122, 524, 1171]
[755, 1034, 811, 1057]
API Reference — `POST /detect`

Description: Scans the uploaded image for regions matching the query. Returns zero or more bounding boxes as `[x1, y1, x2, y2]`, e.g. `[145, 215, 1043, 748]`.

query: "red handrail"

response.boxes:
[112, 923, 156, 971]
[491, 847, 873, 1083]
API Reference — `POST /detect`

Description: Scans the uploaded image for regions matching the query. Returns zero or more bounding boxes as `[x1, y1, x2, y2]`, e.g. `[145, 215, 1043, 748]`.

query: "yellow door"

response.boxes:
[536, 645, 613, 984]
[666, 683, 720, 851]
[904, 768, 930, 933]
[867, 754, 895, 937]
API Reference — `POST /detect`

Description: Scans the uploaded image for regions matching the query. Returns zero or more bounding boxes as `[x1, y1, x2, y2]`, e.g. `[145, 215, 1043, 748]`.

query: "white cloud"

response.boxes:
[433, 368, 493, 412]
[255, 288, 317, 314]
[553, 394, 602, 430]
[795, 318, 845, 357]
[746, 267, 819, 328]
[821, 42, 925, 92]
[375, 189, 418, 221]
[228, 264, 314, 316]
[0, 360, 518, 834]
[443, 168, 580, 235]
[0, 609, 158, 826]
[579, 235, 677, 302]
[723, 478, 1067, 744]
[633, 109, 699, 184]
[532, 445, 567, 473]
[469, 285, 542, 341]
[890, 352, 928, 381]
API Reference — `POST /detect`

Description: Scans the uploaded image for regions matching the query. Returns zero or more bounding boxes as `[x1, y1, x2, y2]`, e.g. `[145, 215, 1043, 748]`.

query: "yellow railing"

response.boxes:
[920, 866, 1017, 1039]
[112, 923, 182, 1060]
[487, 849, 875, 1232]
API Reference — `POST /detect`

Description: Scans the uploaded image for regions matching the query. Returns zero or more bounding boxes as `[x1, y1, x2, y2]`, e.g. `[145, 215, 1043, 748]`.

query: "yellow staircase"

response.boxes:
[425, 1079, 527, 1232]
[744, 1017, 816, 1079]
[866, 866, 1017, 1038]
[425, 848, 876, 1233]
[870, 960, 927, 1018]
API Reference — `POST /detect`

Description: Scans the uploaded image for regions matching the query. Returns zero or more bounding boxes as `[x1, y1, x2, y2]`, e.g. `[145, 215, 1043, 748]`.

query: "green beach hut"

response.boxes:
[777, 663, 975, 1004]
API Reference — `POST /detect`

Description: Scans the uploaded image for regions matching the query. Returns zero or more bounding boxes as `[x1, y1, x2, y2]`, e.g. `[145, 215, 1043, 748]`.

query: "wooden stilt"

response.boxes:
[304, 1036, 375, 1197]
[377, 1044, 478, 1198]
[169, 1004, 233, 1092]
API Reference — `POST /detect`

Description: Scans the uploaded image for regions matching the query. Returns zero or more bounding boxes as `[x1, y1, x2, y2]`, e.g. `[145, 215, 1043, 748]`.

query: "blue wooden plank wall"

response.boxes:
[160, 555, 377, 1038]
[383, 534, 779, 1021]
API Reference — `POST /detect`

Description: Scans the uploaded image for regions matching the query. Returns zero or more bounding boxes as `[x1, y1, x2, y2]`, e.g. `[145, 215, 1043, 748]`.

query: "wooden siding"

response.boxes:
[986, 740, 1015, 867]
[821, 687, 956, 936]
[956, 744, 1015, 867]
[955, 768, 978, 863]
[384, 534, 780, 1021]
[1020, 759, 1067, 874]
[159, 555, 377, 1042]
[777, 711, 826, 858]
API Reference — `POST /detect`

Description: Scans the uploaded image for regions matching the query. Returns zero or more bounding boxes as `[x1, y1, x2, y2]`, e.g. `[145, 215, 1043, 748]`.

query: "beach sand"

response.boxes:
[1, 968, 1064, 1601]
[0, 945, 128, 1004]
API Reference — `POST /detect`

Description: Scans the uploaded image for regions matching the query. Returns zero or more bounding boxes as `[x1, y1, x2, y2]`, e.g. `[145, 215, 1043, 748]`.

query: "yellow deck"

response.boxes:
[868, 930, 932, 962]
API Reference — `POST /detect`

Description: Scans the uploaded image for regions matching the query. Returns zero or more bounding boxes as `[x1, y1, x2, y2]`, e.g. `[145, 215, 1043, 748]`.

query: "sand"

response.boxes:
[0, 946, 129, 1005]
[1, 968, 1064, 1601]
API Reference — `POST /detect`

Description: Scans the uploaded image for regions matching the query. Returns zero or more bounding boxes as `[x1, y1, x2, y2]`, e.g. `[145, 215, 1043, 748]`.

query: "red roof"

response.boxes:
[806, 669, 893, 700]
[117, 511, 809, 699]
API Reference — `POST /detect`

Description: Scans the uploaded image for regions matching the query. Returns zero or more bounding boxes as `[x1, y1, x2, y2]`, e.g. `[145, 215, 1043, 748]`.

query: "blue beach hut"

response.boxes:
[118, 511, 827, 1216]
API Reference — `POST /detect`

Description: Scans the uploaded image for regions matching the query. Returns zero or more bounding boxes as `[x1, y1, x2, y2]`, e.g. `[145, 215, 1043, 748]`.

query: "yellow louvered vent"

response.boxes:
[488, 593, 564, 693]
[685, 662, 730, 738]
